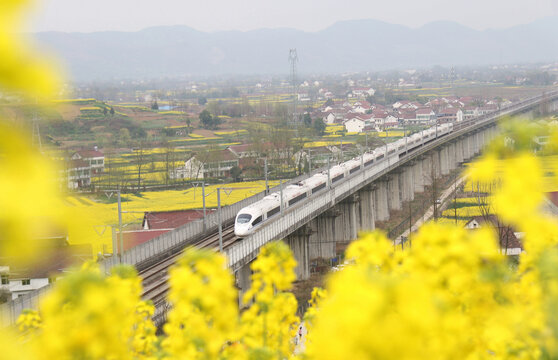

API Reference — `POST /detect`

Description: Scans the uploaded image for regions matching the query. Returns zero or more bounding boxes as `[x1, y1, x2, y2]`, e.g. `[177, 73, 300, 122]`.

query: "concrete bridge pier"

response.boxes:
[463, 136, 471, 160]
[236, 263, 252, 306]
[473, 132, 480, 155]
[448, 142, 457, 171]
[440, 146, 450, 176]
[357, 186, 376, 231]
[308, 210, 339, 261]
[399, 166, 414, 202]
[413, 161, 424, 193]
[455, 139, 464, 165]
[285, 226, 311, 280]
[421, 156, 432, 187]
[374, 180, 390, 221]
[387, 173, 402, 211]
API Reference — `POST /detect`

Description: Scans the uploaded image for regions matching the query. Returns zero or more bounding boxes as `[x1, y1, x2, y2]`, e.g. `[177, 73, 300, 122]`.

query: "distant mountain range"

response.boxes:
[32, 18, 558, 81]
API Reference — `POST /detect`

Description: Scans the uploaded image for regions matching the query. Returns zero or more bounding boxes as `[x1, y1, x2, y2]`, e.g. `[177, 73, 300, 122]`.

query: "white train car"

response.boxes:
[234, 193, 281, 237]
[234, 121, 458, 237]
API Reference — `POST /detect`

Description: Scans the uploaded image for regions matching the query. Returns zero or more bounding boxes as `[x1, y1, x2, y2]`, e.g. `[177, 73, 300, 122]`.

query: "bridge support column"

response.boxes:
[339, 195, 359, 242]
[388, 174, 401, 211]
[285, 227, 311, 280]
[309, 211, 338, 261]
[358, 186, 376, 231]
[236, 263, 252, 307]
[440, 147, 450, 176]
[374, 180, 389, 222]
[455, 139, 464, 165]
[432, 150, 442, 179]
[400, 166, 414, 202]
[448, 143, 456, 171]
[463, 136, 471, 161]
[413, 161, 424, 193]
[422, 156, 432, 186]
[473, 133, 480, 155]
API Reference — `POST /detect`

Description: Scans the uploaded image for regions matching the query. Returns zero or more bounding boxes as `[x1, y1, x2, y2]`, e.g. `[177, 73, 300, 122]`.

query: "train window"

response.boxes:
[349, 166, 360, 174]
[237, 214, 252, 224]
[377, 154, 384, 160]
[312, 183, 326, 194]
[288, 193, 307, 206]
[252, 216, 263, 226]
[267, 207, 280, 218]
[332, 174, 344, 183]
[364, 159, 374, 166]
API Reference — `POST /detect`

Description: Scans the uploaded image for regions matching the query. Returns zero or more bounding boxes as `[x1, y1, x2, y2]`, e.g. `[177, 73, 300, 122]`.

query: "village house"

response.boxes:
[398, 110, 417, 124]
[344, 114, 375, 133]
[71, 148, 105, 174]
[415, 108, 437, 125]
[171, 149, 239, 180]
[67, 159, 91, 189]
[462, 106, 479, 121]
[465, 215, 523, 255]
[350, 87, 375, 98]
[437, 107, 463, 123]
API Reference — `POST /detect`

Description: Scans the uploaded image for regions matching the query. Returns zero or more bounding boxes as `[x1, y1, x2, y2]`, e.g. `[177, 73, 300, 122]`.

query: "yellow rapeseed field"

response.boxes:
[64, 180, 280, 254]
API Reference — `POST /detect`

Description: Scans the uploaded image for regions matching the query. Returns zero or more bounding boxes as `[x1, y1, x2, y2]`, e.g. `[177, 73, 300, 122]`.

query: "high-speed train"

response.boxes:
[234, 122, 454, 237]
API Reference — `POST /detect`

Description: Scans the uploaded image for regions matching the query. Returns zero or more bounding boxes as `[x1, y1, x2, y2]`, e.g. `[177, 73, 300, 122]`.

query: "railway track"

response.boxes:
[140, 225, 240, 308]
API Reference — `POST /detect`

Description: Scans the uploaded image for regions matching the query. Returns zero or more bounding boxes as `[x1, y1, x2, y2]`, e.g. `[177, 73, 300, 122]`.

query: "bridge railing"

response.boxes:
[101, 88, 558, 273]
[225, 88, 558, 270]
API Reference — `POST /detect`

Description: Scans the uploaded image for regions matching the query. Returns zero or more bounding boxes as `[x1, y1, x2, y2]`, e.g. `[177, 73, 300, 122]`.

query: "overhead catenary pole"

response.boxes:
[327, 157, 331, 188]
[264, 158, 269, 194]
[280, 180, 284, 215]
[117, 190, 123, 263]
[218, 188, 223, 252]
[202, 182, 206, 230]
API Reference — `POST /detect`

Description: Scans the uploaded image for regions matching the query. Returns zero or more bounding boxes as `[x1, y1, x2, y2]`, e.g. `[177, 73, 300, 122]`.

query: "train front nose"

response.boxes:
[234, 223, 252, 237]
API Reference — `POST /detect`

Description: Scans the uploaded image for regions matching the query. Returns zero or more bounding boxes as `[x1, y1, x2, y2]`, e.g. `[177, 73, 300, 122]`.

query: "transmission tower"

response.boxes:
[450, 66, 456, 94]
[31, 113, 43, 153]
[289, 48, 298, 123]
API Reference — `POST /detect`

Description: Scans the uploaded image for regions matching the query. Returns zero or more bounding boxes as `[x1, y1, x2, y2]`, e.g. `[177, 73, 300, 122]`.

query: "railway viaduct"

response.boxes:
[2, 89, 558, 326]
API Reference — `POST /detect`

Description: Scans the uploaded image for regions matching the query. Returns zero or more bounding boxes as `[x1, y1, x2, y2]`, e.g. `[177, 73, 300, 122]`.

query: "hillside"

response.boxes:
[32, 17, 558, 81]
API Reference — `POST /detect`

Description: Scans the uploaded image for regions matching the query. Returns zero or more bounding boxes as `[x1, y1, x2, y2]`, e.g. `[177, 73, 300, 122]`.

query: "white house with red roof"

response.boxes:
[67, 159, 91, 189]
[71, 148, 104, 174]
[415, 108, 437, 124]
[344, 114, 374, 133]
[322, 112, 336, 124]
[437, 107, 463, 123]
[351, 87, 375, 98]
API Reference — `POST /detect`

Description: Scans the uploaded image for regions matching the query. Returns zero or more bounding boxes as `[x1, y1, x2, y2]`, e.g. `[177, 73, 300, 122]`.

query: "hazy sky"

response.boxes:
[29, 0, 558, 33]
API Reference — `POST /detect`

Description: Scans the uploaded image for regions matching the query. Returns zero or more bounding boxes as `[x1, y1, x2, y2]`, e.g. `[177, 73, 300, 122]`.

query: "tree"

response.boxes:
[324, 98, 334, 107]
[199, 110, 213, 129]
[313, 118, 326, 136]
[109, 107, 115, 116]
[197, 97, 207, 105]
[230, 166, 242, 182]
[303, 113, 312, 127]
[132, 140, 148, 191]
[103, 107, 108, 116]
[151, 101, 159, 110]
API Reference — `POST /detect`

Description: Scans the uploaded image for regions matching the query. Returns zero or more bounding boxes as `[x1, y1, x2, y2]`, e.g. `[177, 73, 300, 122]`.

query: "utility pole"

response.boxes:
[279, 180, 284, 215]
[264, 158, 269, 194]
[327, 157, 331, 188]
[117, 190, 123, 262]
[192, 181, 207, 230]
[217, 188, 222, 252]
